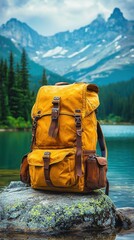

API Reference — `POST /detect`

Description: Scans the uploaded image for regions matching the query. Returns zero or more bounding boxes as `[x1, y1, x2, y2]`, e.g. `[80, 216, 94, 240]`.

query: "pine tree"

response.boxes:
[20, 48, 31, 121]
[20, 48, 29, 90]
[14, 63, 24, 117]
[41, 68, 48, 86]
[0, 59, 3, 121]
[9, 63, 23, 118]
[0, 59, 9, 124]
[8, 51, 24, 118]
[8, 51, 16, 116]
[130, 93, 134, 122]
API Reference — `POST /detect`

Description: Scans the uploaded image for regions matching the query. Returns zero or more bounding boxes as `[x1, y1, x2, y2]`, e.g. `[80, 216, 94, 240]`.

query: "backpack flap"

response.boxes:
[27, 148, 84, 191]
[31, 83, 100, 150]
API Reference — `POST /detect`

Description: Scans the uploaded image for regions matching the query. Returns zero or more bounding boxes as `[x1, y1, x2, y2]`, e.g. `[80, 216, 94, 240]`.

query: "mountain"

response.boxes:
[0, 8, 134, 85]
[0, 35, 68, 88]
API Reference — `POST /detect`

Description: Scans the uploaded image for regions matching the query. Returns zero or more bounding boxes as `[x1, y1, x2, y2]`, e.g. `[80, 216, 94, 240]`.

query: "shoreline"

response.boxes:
[0, 123, 134, 132]
[99, 121, 134, 125]
[0, 128, 31, 132]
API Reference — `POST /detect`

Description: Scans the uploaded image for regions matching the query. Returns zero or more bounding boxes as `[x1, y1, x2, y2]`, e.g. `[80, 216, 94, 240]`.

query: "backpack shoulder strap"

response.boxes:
[97, 121, 107, 158]
[97, 121, 109, 195]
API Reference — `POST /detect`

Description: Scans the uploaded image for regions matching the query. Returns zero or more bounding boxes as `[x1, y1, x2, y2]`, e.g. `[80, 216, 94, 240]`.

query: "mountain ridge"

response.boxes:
[0, 7, 134, 85]
[0, 35, 68, 88]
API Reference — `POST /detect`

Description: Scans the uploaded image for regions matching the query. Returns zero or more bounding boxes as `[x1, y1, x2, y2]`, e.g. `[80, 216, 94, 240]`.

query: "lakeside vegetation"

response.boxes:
[0, 50, 134, 129]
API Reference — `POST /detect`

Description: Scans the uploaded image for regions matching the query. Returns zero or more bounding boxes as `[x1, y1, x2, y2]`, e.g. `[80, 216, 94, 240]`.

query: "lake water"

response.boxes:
[0, 125, 134, 240]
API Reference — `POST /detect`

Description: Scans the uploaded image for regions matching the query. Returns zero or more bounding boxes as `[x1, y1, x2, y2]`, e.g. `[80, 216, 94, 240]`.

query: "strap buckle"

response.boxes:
[49, 96, 61, 138]
[51, 96, 60, 120]
[75, 116, 81, 127]
[52, 108, 59, 120]
[75, 110, 81, 128]
[43, 152, 50, 158]
[52, 96, 60, 104]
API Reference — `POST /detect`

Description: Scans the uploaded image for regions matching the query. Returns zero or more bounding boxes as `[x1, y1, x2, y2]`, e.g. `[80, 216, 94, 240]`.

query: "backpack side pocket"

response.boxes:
[86, 155, 107, 190]
[20, 154, 30, 184]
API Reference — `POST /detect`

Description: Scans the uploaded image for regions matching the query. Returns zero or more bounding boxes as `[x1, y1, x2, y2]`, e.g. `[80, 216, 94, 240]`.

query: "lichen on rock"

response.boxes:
[0, 181, 132, 235]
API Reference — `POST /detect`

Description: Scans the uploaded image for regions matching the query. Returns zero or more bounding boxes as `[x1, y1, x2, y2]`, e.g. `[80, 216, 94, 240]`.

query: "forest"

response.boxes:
[98, 78, 134, 123]
[0, 50, 47, 128]
[0, 50, 134, 129]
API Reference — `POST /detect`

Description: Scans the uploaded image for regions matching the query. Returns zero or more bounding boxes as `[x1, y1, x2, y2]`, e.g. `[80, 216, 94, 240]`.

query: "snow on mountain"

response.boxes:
[68, 45, 91, 58]
[43, 46, 68, 58]
[0, 8, 134, 85]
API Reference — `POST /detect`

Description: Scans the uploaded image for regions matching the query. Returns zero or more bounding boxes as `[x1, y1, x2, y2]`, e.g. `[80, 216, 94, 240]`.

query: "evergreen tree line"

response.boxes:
[0, 49, 133, 128]
[98, 78, 134, 123]
[0, 50, 47, 128]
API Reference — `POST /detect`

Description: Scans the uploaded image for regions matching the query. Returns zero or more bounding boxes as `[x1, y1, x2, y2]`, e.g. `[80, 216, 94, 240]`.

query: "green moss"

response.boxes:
[5, 201, 23, 212]
[47, 216, 53, 221]
[30, 204, 42, 218]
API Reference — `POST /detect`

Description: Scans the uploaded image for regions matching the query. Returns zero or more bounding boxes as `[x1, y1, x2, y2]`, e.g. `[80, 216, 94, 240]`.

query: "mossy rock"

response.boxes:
[0, 181, 131, 235]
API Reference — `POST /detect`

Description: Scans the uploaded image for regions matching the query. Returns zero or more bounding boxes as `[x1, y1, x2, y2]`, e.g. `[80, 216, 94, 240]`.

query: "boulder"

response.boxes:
[0, 181, 133, 236]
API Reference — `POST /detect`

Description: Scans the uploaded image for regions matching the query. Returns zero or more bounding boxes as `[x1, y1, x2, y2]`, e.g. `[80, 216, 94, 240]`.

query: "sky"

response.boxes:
[0, 0, 134, 36]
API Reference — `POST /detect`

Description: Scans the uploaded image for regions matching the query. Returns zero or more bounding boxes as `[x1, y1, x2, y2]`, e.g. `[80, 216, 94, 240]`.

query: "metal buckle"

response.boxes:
[44, 152, 50, 158]
[52, 96, 60, 104]
[77, 129, 82, 136]
[52, 108, 59, 120]
[75, 116, 81, 127]
[88, 154, 96, 161]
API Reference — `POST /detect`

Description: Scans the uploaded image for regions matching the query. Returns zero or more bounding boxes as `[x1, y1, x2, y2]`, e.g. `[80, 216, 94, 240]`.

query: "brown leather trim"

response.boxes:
[96, 156, 107, 166]
[75, 110, 82, 177]
[20, 154, 30, 184]
[87, 84, 99, 93]
[83, 150, 96, 156]
[48, 97, 60, 138]
[98, 167, 104, 187]
[97, 121, 109, 195]
[48, 119, 58, 138]
[31, 115, 40, 150]
[43, 152, 53, 187]
[55, 82, 69, 86]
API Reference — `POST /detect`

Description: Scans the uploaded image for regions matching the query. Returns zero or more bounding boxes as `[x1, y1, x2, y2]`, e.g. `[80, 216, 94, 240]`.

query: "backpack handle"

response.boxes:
[55, 82, 69, 86]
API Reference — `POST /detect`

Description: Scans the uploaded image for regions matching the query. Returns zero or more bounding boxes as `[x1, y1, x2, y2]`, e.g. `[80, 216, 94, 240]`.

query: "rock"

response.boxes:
[116, 207, 134, 229]
[0, 181, 132, 236]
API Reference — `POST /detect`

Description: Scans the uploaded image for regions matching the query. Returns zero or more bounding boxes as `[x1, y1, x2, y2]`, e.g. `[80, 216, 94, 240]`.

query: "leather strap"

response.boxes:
[75, 110, 82, 177]
[43, 152, 53, 187]
[105, 178, 109, 195]
[83, 150, 96, 156]
[97, 121, 107, 158]
[31, 114, 40, 150]
[97, 121, 109, 195]
[48, 96, 61, 138]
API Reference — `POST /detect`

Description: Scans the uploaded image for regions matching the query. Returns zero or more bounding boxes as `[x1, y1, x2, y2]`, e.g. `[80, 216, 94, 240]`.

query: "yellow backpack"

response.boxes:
[20, 82, 109, 194]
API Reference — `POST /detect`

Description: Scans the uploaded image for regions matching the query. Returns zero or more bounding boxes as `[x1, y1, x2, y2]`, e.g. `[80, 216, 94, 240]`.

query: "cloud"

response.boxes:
[0, 0, 134, 36]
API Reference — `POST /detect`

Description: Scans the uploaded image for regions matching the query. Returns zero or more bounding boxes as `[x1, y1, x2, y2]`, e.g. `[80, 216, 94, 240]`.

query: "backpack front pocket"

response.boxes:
[28, 149, 77, 189]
